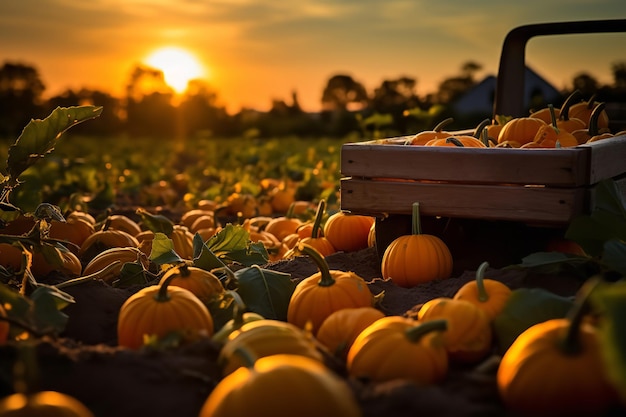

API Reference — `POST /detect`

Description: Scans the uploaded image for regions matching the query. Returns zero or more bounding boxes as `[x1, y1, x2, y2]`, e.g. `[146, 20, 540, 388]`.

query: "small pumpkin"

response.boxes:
[568, 93, 610, 130]
[286, 243, 374, 334]
[218, 319, 324, 376]
[497, 278, 619, 416]
[323, 211, 375, 252]
[180, 209, 215, 230]
[264, 202, 302, 242]
[286, 200, 335, 258]
[79, 228, 139, 263]
[199, 353, 362, 417]
[106, 214, 142, 237]
[0, 391, 95, 417]
[425, 135, 487, 147]
[453, 261, 512, 320]
[572, 101, 609, 144]
[409, 117, 454, 145]
[30, 247, 83, 278]
[212, 291, 265, 343]
[347, 316, 449, 385]
[315, 306, 385, 359]
[497, 117, 547, 146]
[82, 246, 150, 282]
[48, 217, 95, 252]
[381, 202, 453, 287]
[158, 264, 225, 304]
[532, 104, 579, 148]
[417, 297, 492, 363]
[117, 272, 214, 349]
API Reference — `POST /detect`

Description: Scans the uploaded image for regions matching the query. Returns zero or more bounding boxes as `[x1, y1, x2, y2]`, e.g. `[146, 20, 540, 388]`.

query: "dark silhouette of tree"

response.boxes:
[321, 74, 368, 112]
[124, 65, 176, 137]
[369, 76, 422, 134]
[434, 61, 482, 105]
[179, 80, 233, 137]
[0, 62, 47, 138]
[47, 88, 124, 135]
[612, 61, 626, 90]
[572, 73, 599, 98]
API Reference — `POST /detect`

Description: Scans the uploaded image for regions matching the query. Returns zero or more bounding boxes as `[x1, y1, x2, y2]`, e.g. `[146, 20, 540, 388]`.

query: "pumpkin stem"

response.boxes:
[411, 202, 422, 235]
[232, 346, 258, 369]
[405, 318, 447, 342]
[473, 118, 491, 138]
[297, 242, 335, 287]
[588, 102, 606, 137]
[433, 117, 454, 132]
[475, 261, 490, 302]
[227, 290, 248, 327]
[311, 199, 326, 239]
[559, 89, 582, 122]
[559, 275, 602, 355]
[445, 137, 465, 147]
[548, 104, 560, 134]
[286, 202, 296, 219]
[155, 267, 182, 302]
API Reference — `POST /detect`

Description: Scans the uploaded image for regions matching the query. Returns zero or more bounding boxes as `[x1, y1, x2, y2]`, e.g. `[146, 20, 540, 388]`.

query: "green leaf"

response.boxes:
[6, 106, 103, 183]
[203, 224, 269, 266]
[566, 179, 626, 257]
[136, 208, 174, 235]
[149, 232, 185, 265]
[234, 265, 295, 321]
[590, 280, 626, 402]
[601, 239, 626, 277]
[509, 251, 597, 278]
[493, 287, 574, 353]
[192, 233, 227, 271]
[30, 283, 75, 311]
[112, 262, 151, 288]
[30, 286, 72, 335]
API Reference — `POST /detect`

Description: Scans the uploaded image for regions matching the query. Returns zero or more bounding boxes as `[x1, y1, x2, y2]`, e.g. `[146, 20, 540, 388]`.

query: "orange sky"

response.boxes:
[1, 1, 625, 113]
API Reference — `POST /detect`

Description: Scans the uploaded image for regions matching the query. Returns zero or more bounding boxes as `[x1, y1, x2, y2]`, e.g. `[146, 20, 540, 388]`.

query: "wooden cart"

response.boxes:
[339, 19, 626, 266]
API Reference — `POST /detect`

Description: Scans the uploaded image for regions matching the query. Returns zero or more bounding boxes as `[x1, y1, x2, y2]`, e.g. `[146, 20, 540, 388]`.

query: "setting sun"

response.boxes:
[144, 47, 206, 93]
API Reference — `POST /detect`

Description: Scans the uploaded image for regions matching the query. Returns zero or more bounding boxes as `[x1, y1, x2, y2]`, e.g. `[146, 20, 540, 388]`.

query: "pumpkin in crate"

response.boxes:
[287, 243, 374, 334]
[347, 316, 449, 385]
[409, 117, 454, 145]
[117, 272, 214, 349]
[497, 116, 547, 146]
[199, 353, 362, 417]
[323, 211, 374, 252]
[569, 93, 610, 130]
[381, 202, 453, 287]
[497, 278, 619, 416]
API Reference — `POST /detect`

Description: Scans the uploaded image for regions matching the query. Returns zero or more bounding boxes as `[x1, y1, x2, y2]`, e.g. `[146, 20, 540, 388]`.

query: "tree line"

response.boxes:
[1, 60, 625, 140]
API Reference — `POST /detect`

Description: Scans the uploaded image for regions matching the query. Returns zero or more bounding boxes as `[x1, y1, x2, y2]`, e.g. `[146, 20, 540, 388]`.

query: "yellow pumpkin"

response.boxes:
[417, 297, 492, 363]
[347, 316, 449, 384]
[381, 202, 453, 287]
[286, 243, 374, 334]
[199, 353, 362, 417]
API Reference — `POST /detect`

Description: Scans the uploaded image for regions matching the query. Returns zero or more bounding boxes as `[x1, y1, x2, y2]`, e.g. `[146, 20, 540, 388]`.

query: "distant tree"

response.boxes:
[571, 72, 599, 98]
[47, 88, 124, 135]
[612, 61, 626, 90]
[124, 65, 176, 137]
[321, 74, 368, 112]
[179, 79, 232, 137]
[369, 76, 422, 134]
[434, 61, 482, 105]
[0, 62, 46, 138]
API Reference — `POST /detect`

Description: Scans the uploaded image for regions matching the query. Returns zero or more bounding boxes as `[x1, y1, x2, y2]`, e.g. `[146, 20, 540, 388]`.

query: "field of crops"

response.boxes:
[0, 107, 625, 417]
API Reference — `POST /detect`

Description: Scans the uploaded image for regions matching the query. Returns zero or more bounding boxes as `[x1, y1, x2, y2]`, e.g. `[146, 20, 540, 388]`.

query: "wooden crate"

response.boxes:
[340, 134, 626, 226]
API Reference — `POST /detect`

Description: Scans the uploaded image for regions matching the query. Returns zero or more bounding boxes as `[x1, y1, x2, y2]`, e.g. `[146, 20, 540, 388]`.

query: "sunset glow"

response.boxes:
[144, 47, 207, 93]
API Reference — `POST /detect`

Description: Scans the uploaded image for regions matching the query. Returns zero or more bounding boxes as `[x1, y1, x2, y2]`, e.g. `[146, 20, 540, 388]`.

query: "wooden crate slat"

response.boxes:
[341, 142, 590, 186]
[584, 134, 626, 183]
[340, 178, 586, 224]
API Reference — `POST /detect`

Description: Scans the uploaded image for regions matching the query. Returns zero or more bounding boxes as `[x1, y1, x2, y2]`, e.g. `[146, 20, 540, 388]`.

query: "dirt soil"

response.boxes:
[0, 242, 609, 417]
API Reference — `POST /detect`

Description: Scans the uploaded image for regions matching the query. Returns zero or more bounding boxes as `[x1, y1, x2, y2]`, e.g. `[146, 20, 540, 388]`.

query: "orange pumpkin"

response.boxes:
[286, 243, 374, 334]
[287, 200, 335, 258]
[82, 246, 150, 281]
[381, 202, 453, 287]
[426, 135, 487, 147]
[568, 93, 610, 130]
[264, 203, 302, 242]
[158, 264, 224, 304]
[409, 117, 454, 145]
[497, 117, 547, 146]
[532, 104, 579, 148]
[453, 261, 512, 320]
[323, 211, 374, 252]
[79, 229, 139, 263]
[0, 391, 95, 416]
[117, 272, 214, 349]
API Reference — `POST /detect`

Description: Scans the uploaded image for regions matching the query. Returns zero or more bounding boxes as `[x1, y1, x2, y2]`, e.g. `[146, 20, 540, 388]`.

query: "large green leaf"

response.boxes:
[590, 280, 626, 402]
[203, 224, 269, 266]
[6, 106, 103, 183]
[234, 265, 295, 320]
[493, 287, 574, 353]
[149, 232, 185, 265]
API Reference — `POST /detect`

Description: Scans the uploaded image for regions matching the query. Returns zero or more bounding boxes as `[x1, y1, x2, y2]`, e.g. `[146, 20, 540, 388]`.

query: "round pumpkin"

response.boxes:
[82, 247, 150, 282]
[199, 353, 362, 417]
[0, 391, 95, 417]
[497, 117, 547, 146]
[158, 264, 224, 304]
[218, 319, 324, 376]
[106, 214, 142, 237]
[323, 211, 375, 252]
[568, 94, 610, 130]
[315, 306, 385, 359]
[453, 261, 512, 320]
[409, 117, 454, 145]
[30, 247, 83, 278]
[287, 243, 373, 334]
[48, 218, 95, 252]
[347, 316, 449, 384]
[417, 297, 492, 363]
[497, 295, 619, 417]
[117, 273, 214, 349]
[79, 229, 139, 263]
[380, 202, 453, 287]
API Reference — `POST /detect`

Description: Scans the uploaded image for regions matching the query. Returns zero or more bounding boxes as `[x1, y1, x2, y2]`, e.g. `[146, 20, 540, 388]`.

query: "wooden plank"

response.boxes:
[341, 142, 590, 186]
[340, 178, 586, 224]
[584, 134, 626, 183]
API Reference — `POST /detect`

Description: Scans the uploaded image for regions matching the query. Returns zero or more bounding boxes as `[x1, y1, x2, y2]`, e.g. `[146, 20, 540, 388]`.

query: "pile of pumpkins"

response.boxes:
[408, 90, 625, 149]
[0, 195, 622, 416]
